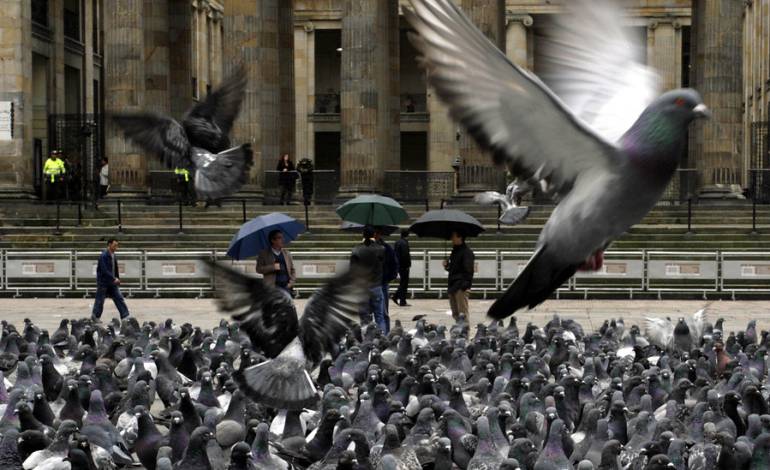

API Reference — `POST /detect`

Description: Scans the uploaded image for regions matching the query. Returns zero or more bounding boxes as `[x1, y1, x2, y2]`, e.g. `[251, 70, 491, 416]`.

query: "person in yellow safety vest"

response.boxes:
[43, 150, 66, 203]
[174, 167, 194, 205]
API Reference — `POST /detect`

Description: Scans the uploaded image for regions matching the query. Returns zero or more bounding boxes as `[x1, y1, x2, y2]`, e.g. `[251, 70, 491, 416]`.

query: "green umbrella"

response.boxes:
[336, 194, 408, 226]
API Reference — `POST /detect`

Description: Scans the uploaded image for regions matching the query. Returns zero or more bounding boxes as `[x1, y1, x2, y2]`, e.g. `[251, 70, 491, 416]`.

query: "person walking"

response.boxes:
[256, 229, 297, 298]
[43, 150, 66, 203]
[99, 158, 109, 198]
[350, 226, 386, 332]
[392, 229, 411, 307]
[92, 238, 130, 321]
[276, 154, 297, 205]
[376, 228, 398, 334]
[443, 231, 475, 322]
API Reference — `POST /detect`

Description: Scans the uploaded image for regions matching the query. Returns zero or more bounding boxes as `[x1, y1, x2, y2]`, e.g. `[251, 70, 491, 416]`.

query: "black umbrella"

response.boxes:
[408, 209, 485, 240]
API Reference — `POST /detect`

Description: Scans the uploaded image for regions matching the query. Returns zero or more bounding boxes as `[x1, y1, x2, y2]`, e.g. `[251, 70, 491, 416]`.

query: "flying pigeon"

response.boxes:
[404, 0, 710, 319]
[474, 181, 532, 226]
[206, 261, 370, 409]
[111, 66, 253, 200]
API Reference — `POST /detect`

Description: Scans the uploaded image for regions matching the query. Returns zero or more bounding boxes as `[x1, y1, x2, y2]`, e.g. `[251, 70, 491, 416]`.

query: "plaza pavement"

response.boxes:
[2, 297, 770, 334]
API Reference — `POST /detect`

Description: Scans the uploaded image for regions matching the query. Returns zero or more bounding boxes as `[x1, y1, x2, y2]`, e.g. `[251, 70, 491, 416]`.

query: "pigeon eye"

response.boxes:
[674, 98, 687, 107]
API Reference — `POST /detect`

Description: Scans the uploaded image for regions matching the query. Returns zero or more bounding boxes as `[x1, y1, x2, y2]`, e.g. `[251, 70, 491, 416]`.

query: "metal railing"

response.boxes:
[383, 171, 454, 205]
[3, 249, 770, 298]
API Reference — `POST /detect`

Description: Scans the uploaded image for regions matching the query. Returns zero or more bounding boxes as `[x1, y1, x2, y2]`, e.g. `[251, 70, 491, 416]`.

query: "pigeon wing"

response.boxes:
[205, 261, 299, 359]
[537, 0, 660, 143]
[111, 112, 190, 169]
[183, 65, 247, 136]
[404, 0, 620, 200]
[298, 266, 371, 365]
[644, 317, 674, 350]
[686, 308, 707, 345]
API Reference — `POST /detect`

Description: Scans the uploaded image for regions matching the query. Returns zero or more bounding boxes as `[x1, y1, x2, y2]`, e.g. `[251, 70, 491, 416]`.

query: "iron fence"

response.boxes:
[383, 171, 454, 203]
[3, 249, 770, 298]
[47, 114, 103, 204]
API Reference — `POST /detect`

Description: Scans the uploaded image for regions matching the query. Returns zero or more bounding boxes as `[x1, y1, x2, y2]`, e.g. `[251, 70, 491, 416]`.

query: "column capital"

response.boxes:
[505, 12, 533, 28]
[303, 21, 314, 33]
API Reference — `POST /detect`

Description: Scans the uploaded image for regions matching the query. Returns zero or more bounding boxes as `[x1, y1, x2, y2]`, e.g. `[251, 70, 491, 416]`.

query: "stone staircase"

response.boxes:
[1, 200, 770, 252]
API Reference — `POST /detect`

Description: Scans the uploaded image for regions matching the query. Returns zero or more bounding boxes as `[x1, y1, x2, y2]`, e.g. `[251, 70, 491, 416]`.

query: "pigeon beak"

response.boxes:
[693, 104, 711, 119]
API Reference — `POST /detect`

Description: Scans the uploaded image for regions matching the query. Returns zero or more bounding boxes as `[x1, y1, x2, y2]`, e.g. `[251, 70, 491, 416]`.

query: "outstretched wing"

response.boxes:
[474, 191, 510, 209]
[537, 0, 660, 143]
[205, 261, 298, 358]
[184, 65, 247, 136]
[686, 308, 708, 344]
[404, 0, 620, 200]
[298, 266, 371, 365]
[111, 112, 190, 169]
[644, 317, 674, 350]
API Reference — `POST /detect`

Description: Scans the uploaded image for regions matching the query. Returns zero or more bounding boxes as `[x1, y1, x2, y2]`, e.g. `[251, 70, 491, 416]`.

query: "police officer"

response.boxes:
[174, 166, 194, 205]
[43, 150, 66, 203]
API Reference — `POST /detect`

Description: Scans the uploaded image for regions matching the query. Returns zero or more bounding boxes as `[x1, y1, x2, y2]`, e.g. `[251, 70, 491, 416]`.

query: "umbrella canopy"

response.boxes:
[227, 213, 305, 260]
[336, 194, 408, 226]
[340, 220, 399, 236]
[409, 209, 485, 240]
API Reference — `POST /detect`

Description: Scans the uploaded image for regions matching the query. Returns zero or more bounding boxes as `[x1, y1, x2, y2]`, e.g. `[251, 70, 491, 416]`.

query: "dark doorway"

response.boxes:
[400, 132, 427, 170]
[314, 132, 340, 171]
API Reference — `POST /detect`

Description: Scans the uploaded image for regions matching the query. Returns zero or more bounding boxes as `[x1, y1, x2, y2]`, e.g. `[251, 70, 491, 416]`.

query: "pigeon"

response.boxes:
[206, 261, 370, 409]
[404, 0, 710, 319]
[474, 187, 531, 226]
[111, 66, 253, 200]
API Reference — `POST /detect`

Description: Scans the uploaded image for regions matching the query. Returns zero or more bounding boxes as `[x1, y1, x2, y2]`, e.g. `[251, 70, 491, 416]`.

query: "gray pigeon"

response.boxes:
[404, 0, 710, 319]
[112, 66, 253, 200]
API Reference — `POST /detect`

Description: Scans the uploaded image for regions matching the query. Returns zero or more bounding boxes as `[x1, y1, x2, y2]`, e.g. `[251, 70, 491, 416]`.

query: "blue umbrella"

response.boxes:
[227, 213, 305, 260]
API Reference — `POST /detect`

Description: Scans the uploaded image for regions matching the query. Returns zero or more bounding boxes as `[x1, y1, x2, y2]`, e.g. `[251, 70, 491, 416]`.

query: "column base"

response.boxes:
[697, 184, 748, 205]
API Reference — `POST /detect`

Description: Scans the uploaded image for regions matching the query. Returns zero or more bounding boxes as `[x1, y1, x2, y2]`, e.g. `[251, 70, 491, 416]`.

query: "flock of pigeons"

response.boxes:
[1, 273, 770, 470]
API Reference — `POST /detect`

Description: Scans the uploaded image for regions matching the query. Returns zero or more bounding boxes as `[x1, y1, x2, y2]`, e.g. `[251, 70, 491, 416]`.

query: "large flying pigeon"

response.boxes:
[405, 0, 710, 319]
[111, 66, 253, 200]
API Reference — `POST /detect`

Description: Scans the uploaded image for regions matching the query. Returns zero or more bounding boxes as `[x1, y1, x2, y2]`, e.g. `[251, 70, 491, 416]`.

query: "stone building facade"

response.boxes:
[0, 0, 766, 201]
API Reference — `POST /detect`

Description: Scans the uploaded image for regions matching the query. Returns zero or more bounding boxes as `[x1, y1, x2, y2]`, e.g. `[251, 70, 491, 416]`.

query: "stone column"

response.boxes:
[647, 20, 682, 92]
[208, 7, 223, 85]
[196, 0, 210, 97]
[278, 0, 295, 158]
[690, 0, 744, 196]
[104, 0, 147, 193]
[51, 0, 65, 114]
[223, 0, 281, 193]
[339, 0, 399, 195]
[168, 0, 193, 119]
[457, 0, 505, 193]
[505, 13, 532, 69]
[143, 0, 170, 176]
[0, 0, 34, 195]
[293, 22, 312, 161]
[83, 0, 95, 115]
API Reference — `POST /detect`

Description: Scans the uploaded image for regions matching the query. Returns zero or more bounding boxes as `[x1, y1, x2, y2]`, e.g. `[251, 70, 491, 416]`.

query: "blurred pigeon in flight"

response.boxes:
[405, 0, 710, 319]
[112, 66, 252, 200]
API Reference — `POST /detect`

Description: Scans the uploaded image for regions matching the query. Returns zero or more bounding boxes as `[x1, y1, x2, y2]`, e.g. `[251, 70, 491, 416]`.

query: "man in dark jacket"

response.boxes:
[376, 228, 398, 334]
[392, 229, 411, 307]
[443, 231, 475, 322]
[350, 226, 386, 332]
[91, 238, 130, 321]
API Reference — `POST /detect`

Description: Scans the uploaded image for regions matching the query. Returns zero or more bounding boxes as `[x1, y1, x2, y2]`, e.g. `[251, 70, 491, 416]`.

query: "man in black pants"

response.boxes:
[392, 229, 411, 307]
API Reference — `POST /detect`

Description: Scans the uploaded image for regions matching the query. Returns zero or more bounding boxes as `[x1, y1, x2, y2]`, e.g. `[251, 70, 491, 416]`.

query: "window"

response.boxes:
[63, 0, 81, 41]
[32, 0, 49, 26]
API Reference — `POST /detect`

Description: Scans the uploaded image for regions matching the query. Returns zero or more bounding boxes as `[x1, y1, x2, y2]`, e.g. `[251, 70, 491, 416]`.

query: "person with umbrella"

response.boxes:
[350, 225, 386, 332]
[256, 229, 296, 298]
[444, 231, 475, 322]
